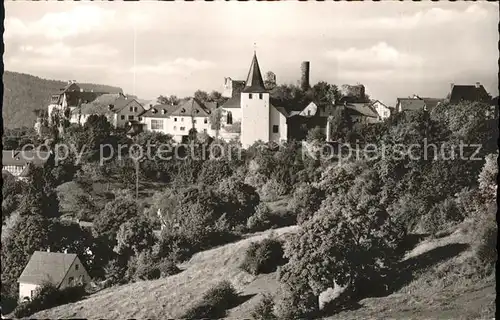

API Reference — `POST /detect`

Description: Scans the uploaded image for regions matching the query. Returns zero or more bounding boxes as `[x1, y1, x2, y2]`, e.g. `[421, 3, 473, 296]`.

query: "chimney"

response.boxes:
[300, 61, 310, 91]
[475, 82, 480, 88]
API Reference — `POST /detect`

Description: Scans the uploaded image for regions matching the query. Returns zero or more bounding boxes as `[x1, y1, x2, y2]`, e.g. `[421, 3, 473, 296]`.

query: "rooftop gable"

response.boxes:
[18, 251, 78, 287]
[450, 84, 490, 104]
[169, 98, 211, 117]
[242, 53, 267, 93]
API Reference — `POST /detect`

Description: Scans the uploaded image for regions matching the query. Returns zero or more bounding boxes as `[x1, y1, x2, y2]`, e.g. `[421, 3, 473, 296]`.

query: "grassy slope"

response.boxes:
[31, 226, 299, 319]
[31, 223, 495, 320]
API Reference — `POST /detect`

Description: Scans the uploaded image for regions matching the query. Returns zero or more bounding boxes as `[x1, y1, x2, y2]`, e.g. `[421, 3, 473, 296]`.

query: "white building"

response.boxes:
[70, 95, 146, 128]
[369, 100, 392, 121]
[141, 98, 216, 143]
[220, 52, 288, 148]
[18, 251, 91, 302]
[2, 150, 51, 180]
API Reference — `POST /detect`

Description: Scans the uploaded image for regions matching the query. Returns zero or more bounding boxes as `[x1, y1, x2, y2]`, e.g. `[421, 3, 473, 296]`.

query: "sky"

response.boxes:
[4, 1, 499, 106]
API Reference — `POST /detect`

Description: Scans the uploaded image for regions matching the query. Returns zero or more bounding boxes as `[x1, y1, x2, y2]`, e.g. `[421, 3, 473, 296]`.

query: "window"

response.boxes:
[259, 93, 263, 99]
[307, 110, 311, 116]
[138, 117, 142, 121]
[151, 119, 164, 130]
[68, 276, 74, 285]
[129, 107, 133, 112]
[204, 118, 208, 124]
[203, 129, 207, 133]
[181, 118, 184, 122]
[30, 290, 35, 299]
[180, 127, 185, 131]
[128, 115, 134, 120]
[134, 107, 138, 112]
[173, 126, 177, 130]
[273, 125, 279, 133]
[227, 111, 233, 125]
[75, 264, 79, 270]
[174, 118, 178, 122]
[121, 115, 125, 120]
[249, 93, 253, 99]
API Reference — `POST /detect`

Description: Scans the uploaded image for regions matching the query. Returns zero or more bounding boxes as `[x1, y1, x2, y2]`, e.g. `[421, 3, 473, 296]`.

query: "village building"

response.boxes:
[70, 94, 147, 128]
[141, 98, 216, 143]
[18, 251, 91, 302]
[2, 150, 51, 180]
[449, 82, 491, 104]
[396, 94, 444, 113]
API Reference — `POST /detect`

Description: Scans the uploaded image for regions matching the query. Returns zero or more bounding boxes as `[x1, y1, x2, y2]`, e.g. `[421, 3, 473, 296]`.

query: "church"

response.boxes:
[220, 52, 288, 148]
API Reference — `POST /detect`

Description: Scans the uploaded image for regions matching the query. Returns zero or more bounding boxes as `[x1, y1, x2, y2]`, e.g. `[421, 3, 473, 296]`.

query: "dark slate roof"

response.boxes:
[169, 98, 211, 117]
[2, 150, 51, 167]
[344, 103, 379, 118]
[397, 98, 426, 112]
[449, 84, 490, 104]
[18, 251, 77, 287]
[78, 95, 139, 115]
[141, 104, 178, 118]
[421, 98, 444, 111]
[221, 93, 242, 109]
[242, 53, 267, 93]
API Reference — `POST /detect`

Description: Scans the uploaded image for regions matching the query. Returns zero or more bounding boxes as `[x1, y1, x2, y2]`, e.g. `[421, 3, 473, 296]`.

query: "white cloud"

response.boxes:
[5, 6, 116, 40]
[325, 42, 423, 70]
[131, 58, 215, 76]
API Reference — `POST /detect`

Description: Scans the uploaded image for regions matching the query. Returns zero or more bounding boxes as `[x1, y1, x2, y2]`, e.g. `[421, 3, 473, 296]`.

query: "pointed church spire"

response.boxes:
[242, 52, 266, 93]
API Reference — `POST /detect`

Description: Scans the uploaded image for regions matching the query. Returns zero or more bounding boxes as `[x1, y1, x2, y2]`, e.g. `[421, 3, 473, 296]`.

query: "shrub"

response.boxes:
[273, 285, 317, 320]
[246, 203, 273, 232]
[181, 281, 238, 319]
[472, 205, 497, 271]
[12, 282, 86, 318]
[244, 172, 268, 190]
[133, 251, 161, 281]
[259, 179, 287, 202]
[103, 258, 128, 286]
[288, 183, 325, 224]
[418, 198, 464, 234]
[250, 293, 277, 320]
[158, 258, 181, 277]
[240, 238, 286, 275]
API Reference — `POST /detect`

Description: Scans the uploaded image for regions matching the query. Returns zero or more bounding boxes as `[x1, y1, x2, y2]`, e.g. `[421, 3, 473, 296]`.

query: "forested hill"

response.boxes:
[2, 71, 123, 129]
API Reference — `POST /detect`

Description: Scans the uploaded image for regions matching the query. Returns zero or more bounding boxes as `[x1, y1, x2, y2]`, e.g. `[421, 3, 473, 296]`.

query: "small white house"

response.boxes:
[17, 251, 91, 302]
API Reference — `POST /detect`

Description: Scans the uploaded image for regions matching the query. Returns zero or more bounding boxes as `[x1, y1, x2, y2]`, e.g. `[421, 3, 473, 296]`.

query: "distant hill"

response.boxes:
[2, 71, 123, 129]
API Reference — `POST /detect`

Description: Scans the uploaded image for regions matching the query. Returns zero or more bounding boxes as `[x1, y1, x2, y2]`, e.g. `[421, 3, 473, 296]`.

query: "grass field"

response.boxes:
[30, 221, 495, 319]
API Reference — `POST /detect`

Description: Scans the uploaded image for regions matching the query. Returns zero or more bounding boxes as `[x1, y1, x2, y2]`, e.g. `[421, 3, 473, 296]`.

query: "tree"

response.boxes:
[209, 108, 223, 137]
[1, 214, 50, 296]
[198, 160, 234, 185]
[327, 106, 353, 142]
[194, 90, 209, 103]
[217, 177, 260, 227]
[208, 91, 227, 105]
[114, 217, 156, 258]
[264, 71, 277, 90]
[310, 81, 340, 107]
[93, 197, 139, 246]
[157, 95, 180, 106]
[288, 183, 325, 224]
[83, 114, 112, 152]
[279, 168, 402, 304]
[306, 126, 325, 143]
[478, 153, 498, 203]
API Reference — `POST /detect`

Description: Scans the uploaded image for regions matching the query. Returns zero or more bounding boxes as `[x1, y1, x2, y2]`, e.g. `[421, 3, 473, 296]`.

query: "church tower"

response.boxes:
[240, 52, 270, 148]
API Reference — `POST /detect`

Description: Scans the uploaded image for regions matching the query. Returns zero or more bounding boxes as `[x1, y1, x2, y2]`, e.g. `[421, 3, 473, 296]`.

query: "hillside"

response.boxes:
[30, 223, 495, 319]
[2, 71, 123, 129]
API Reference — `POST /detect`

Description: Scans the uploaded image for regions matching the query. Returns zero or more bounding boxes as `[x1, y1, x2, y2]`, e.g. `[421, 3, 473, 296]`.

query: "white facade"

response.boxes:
[241, 92, 271, 148]
[142, 114, 214, 143]
[269, 105, 288, 143]
[18, 256, 91, 302]
[371, 101, 391, 120]
[300, 102, 318, 117]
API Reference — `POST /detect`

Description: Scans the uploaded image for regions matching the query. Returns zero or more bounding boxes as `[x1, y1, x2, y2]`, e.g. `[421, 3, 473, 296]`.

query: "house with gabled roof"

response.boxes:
[18, 251, 91, 302]
[2, 150, 52, 180]
[141, 98, 216, 142]
[70, 95, 146, 128]
[449, 82, 491, 104]
[48, 80, 122, 125]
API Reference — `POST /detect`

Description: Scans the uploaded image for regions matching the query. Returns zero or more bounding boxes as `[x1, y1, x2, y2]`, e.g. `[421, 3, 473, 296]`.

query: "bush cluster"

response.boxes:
[240, 238, 286, 275]
[12, 283, 86, 318]
[181, 281, 238, 319]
